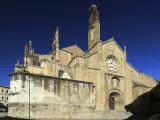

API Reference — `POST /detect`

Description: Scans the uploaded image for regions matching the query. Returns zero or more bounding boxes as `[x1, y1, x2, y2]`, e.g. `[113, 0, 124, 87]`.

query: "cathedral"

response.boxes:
[8, 4, 158, 119]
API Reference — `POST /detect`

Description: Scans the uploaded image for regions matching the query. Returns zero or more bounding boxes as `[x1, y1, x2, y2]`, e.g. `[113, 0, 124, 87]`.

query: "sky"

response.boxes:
[0, 0, 160, 86]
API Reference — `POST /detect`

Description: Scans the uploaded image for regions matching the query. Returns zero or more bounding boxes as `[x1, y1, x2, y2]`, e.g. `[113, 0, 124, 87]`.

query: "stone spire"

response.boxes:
[29, 41, 32, 54]
[52, 27, 59, 52]
[24, 43, 28, 55]
[124, 45, 127, 61]
[52, 27, 60, 61]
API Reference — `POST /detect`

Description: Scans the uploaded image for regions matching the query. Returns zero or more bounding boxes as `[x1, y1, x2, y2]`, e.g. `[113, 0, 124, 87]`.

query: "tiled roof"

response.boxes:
[61, 45, 84, 56]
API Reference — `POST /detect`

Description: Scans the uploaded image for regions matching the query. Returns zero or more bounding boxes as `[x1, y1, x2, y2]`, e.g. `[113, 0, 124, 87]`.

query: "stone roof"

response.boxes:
[132, 80, 148, 88]
[61, 45, 84, 56]
[9, 71, 93, 84]
[102, 37, 125, 54]
[0, 85, 10, 88]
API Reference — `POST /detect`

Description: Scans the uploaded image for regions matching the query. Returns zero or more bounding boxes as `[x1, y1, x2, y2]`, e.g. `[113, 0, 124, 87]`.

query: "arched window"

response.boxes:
[58, 70, 64, 78]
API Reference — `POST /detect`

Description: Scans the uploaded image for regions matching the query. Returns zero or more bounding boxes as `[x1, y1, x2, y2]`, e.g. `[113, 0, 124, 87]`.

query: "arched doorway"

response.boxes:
[108, 92, 124, 111]
[109, 96, 115, 110]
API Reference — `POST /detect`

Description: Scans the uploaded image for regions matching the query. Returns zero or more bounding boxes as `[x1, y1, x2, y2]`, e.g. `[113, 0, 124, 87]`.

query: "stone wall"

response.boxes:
[8, 72, 94, 119]
[9, 103, 94, 119]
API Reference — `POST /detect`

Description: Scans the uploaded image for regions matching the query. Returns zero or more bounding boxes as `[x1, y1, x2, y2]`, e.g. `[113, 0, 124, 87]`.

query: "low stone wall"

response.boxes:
[8, 103, 95, 119]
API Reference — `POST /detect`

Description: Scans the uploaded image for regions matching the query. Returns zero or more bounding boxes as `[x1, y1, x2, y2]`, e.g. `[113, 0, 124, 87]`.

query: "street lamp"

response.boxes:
[28, 73, 30, 118]
[24, 69, 30, 118]
[23, 55, 30, 118]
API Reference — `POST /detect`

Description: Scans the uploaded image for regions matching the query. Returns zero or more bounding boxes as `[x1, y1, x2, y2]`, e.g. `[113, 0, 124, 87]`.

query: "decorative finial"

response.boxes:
[52, 27, 59, 53]
[24, 43, 28, 54]
[111, 36, 114, 39]
[124, 45, 126, 52]
[55, 27, 59, 39]
[17, 60, 20, 65]
[91, 4, 97, 8]
[29, 41, 32, 54]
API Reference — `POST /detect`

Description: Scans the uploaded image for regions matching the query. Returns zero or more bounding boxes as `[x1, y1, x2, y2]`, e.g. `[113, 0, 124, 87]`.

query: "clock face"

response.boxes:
[91, 28, 94, 41]
[106, 57, 117, 72]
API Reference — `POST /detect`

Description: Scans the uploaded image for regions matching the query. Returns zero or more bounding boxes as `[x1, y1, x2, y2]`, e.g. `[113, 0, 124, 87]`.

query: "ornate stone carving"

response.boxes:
[111, 77, 119, 88]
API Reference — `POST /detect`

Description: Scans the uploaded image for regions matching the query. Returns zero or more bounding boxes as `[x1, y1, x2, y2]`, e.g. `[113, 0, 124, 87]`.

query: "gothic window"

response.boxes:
[2, 96, 4, 100]
[14, 75, 19, 80]
[106, 56, 118, 72]
[2, 89, 3, 92]
[90, 27, 94, 41]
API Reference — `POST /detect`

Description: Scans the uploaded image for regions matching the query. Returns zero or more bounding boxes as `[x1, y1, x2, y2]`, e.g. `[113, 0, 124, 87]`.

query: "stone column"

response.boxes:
[50, 79, 54, 93]
[89, 84, 92, 103]
[60, 80, 64, 99]
[95, 70, 101, 110]
[77, 82, 79, 100]
[54, 80, 57, 96]
[64, 81, 68, 100]
[68, 81, 72, 99]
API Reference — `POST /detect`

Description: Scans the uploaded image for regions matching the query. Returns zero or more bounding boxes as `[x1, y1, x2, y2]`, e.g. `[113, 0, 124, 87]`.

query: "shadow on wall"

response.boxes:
[125, 83, 160, 120]
[0, 103, 7, 112]
[0, 116, 30, 120]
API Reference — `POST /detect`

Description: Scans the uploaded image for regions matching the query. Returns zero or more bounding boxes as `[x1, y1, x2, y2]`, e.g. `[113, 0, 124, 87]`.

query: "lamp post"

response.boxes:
[24, 55, 30, 118]
[24, 70, 30, 118]
[29, 73, 30, 118]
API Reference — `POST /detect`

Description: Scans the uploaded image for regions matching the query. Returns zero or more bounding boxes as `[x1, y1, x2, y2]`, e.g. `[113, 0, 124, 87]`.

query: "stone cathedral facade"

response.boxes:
[8, 4, 158, 119]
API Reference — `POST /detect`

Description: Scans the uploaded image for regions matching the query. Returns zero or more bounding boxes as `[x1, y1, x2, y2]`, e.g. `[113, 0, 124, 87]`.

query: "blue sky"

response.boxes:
[0, 0, 160, 86]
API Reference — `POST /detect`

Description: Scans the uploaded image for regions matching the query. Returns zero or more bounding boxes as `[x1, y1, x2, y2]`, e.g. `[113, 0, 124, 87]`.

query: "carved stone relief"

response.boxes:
[111, 77, 119, 88]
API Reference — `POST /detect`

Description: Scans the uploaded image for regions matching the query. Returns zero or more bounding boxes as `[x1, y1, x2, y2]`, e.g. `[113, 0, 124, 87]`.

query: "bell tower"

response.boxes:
[88, 4, 100, 50]
[52, 27, 60, 61]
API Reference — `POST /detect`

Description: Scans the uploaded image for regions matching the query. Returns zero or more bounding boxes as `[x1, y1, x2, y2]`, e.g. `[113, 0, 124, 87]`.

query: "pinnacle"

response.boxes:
[91, 4, 97, 8]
